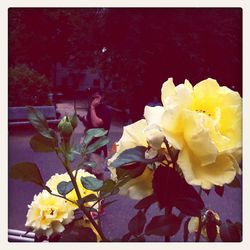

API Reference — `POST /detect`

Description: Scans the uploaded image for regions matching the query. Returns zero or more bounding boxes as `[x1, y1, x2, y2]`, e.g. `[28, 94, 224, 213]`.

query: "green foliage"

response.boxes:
[81, 176, 103, 191]
[59, 222, 97, 242]
[134, 194, 157, 212]
[128, 210, 146, 236]
[27, 106, 52, 138]
[152, 165, 204, 216]
[82, 128, 108, 146]
[9, 64, 50, 107]
[30, 134, 56, 152]
[220, 220, 242, 242]
[84, 136, 109, 154]
[10, 162, 44, 187]
[99, 179, 116, 193]
[81, 161, 97, 169]
[57, 181, 74, 196]
[110, 146, 157, 168]
[145, 214, 182, 236]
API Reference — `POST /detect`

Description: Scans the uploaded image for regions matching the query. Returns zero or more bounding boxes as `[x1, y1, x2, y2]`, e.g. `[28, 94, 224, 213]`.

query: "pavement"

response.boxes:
[8, 101, 242, 242]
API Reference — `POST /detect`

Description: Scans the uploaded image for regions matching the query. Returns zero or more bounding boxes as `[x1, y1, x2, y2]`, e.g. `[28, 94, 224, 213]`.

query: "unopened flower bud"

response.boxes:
[58, 116, 73, 138]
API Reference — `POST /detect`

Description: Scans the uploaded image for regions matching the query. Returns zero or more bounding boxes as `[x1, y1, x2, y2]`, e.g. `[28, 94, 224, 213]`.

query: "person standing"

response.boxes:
[77, 88, 111, 179]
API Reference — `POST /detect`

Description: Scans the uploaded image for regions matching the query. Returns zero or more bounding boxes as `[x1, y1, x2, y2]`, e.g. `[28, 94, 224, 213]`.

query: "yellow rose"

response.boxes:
[158, 78, 241, 189]
[26, 169, 100, 238]
[108, 119, 165, 199]
[46, 169, 99, 209]
[25, 190, 74, 238]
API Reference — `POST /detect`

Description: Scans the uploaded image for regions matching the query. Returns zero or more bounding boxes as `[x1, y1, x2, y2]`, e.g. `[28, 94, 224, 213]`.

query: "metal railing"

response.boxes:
[8, 229, 35, 242]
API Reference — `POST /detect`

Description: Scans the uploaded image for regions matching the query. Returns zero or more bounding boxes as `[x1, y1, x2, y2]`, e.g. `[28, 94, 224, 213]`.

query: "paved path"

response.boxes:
[8, 102, 242, 241]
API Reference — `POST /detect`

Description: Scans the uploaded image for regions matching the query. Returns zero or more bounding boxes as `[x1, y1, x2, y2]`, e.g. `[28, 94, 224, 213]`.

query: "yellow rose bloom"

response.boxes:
[159, 78, 241, 189]
[46, 169, 98, 209]
[26, 169, 100, 238]
[108, 119, 164, 199]
[25, 190, 75, 238]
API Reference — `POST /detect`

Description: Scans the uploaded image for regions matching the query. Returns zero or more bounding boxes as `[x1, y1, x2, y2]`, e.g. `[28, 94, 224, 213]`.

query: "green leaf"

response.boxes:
[220, 220, 242, 242]
[81, 176, 103, 191]
[145, 214, 181, 236]
[10, 162, 44, 186]
[78, 194, 99, 205]
[30, 134, 56, 152]
[27, 106, 52, 138]
[99, 179, 117, 193]
[60, 223, 97, 242]
[227, 176, 241, 188]
[174, 197, 204, 217]
[111, 146, 157, 168]
[57, 181, 74, 196]
[116, 163, 146, 180]
[134, 194, 157, 211]
[82, 161, 97, 169]
[122, 232, 132, 242]
[128, 210, 147, 236]
[83, 128, 108, 145]
[152, 165, 204, 215]
[85, 136, 109, 154]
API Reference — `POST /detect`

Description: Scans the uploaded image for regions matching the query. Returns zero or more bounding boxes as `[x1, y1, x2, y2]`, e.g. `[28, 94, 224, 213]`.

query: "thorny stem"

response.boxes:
[44, 187, 77, 205]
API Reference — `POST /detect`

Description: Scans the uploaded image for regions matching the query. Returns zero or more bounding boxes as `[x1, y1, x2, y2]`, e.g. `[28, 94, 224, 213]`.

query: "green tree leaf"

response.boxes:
[85, 136, 109, 154]
[10, 162, 44, 186]
[30, 133, 56, 152]
[145, 214, 181, 236]
[81, 176, 103, 191]
[57, 181, 74, 196]
[110, 146, 157, 168]
[128, 210, 146, 236]
[27, 106, 52, 138]
[83, 128, 108, 145]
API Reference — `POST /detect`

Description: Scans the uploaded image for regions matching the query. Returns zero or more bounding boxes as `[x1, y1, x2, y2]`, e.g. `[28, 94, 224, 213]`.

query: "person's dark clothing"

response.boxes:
[80, 103, 111, 157]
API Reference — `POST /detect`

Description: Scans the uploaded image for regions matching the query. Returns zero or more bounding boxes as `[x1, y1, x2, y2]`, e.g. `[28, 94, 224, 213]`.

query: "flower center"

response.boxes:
[195, 109, 212, 117]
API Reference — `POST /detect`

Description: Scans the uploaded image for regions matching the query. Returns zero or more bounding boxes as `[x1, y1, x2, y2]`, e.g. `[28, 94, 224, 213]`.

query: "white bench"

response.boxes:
[8, 106, 60, 127]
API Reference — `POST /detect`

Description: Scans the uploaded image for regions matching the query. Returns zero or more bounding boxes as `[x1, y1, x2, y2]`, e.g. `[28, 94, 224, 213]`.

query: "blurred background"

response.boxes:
[9, 8, 242, 121]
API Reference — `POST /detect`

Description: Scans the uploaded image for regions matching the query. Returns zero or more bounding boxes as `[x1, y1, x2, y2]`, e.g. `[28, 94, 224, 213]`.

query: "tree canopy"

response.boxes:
[9, 8, 242, 115]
